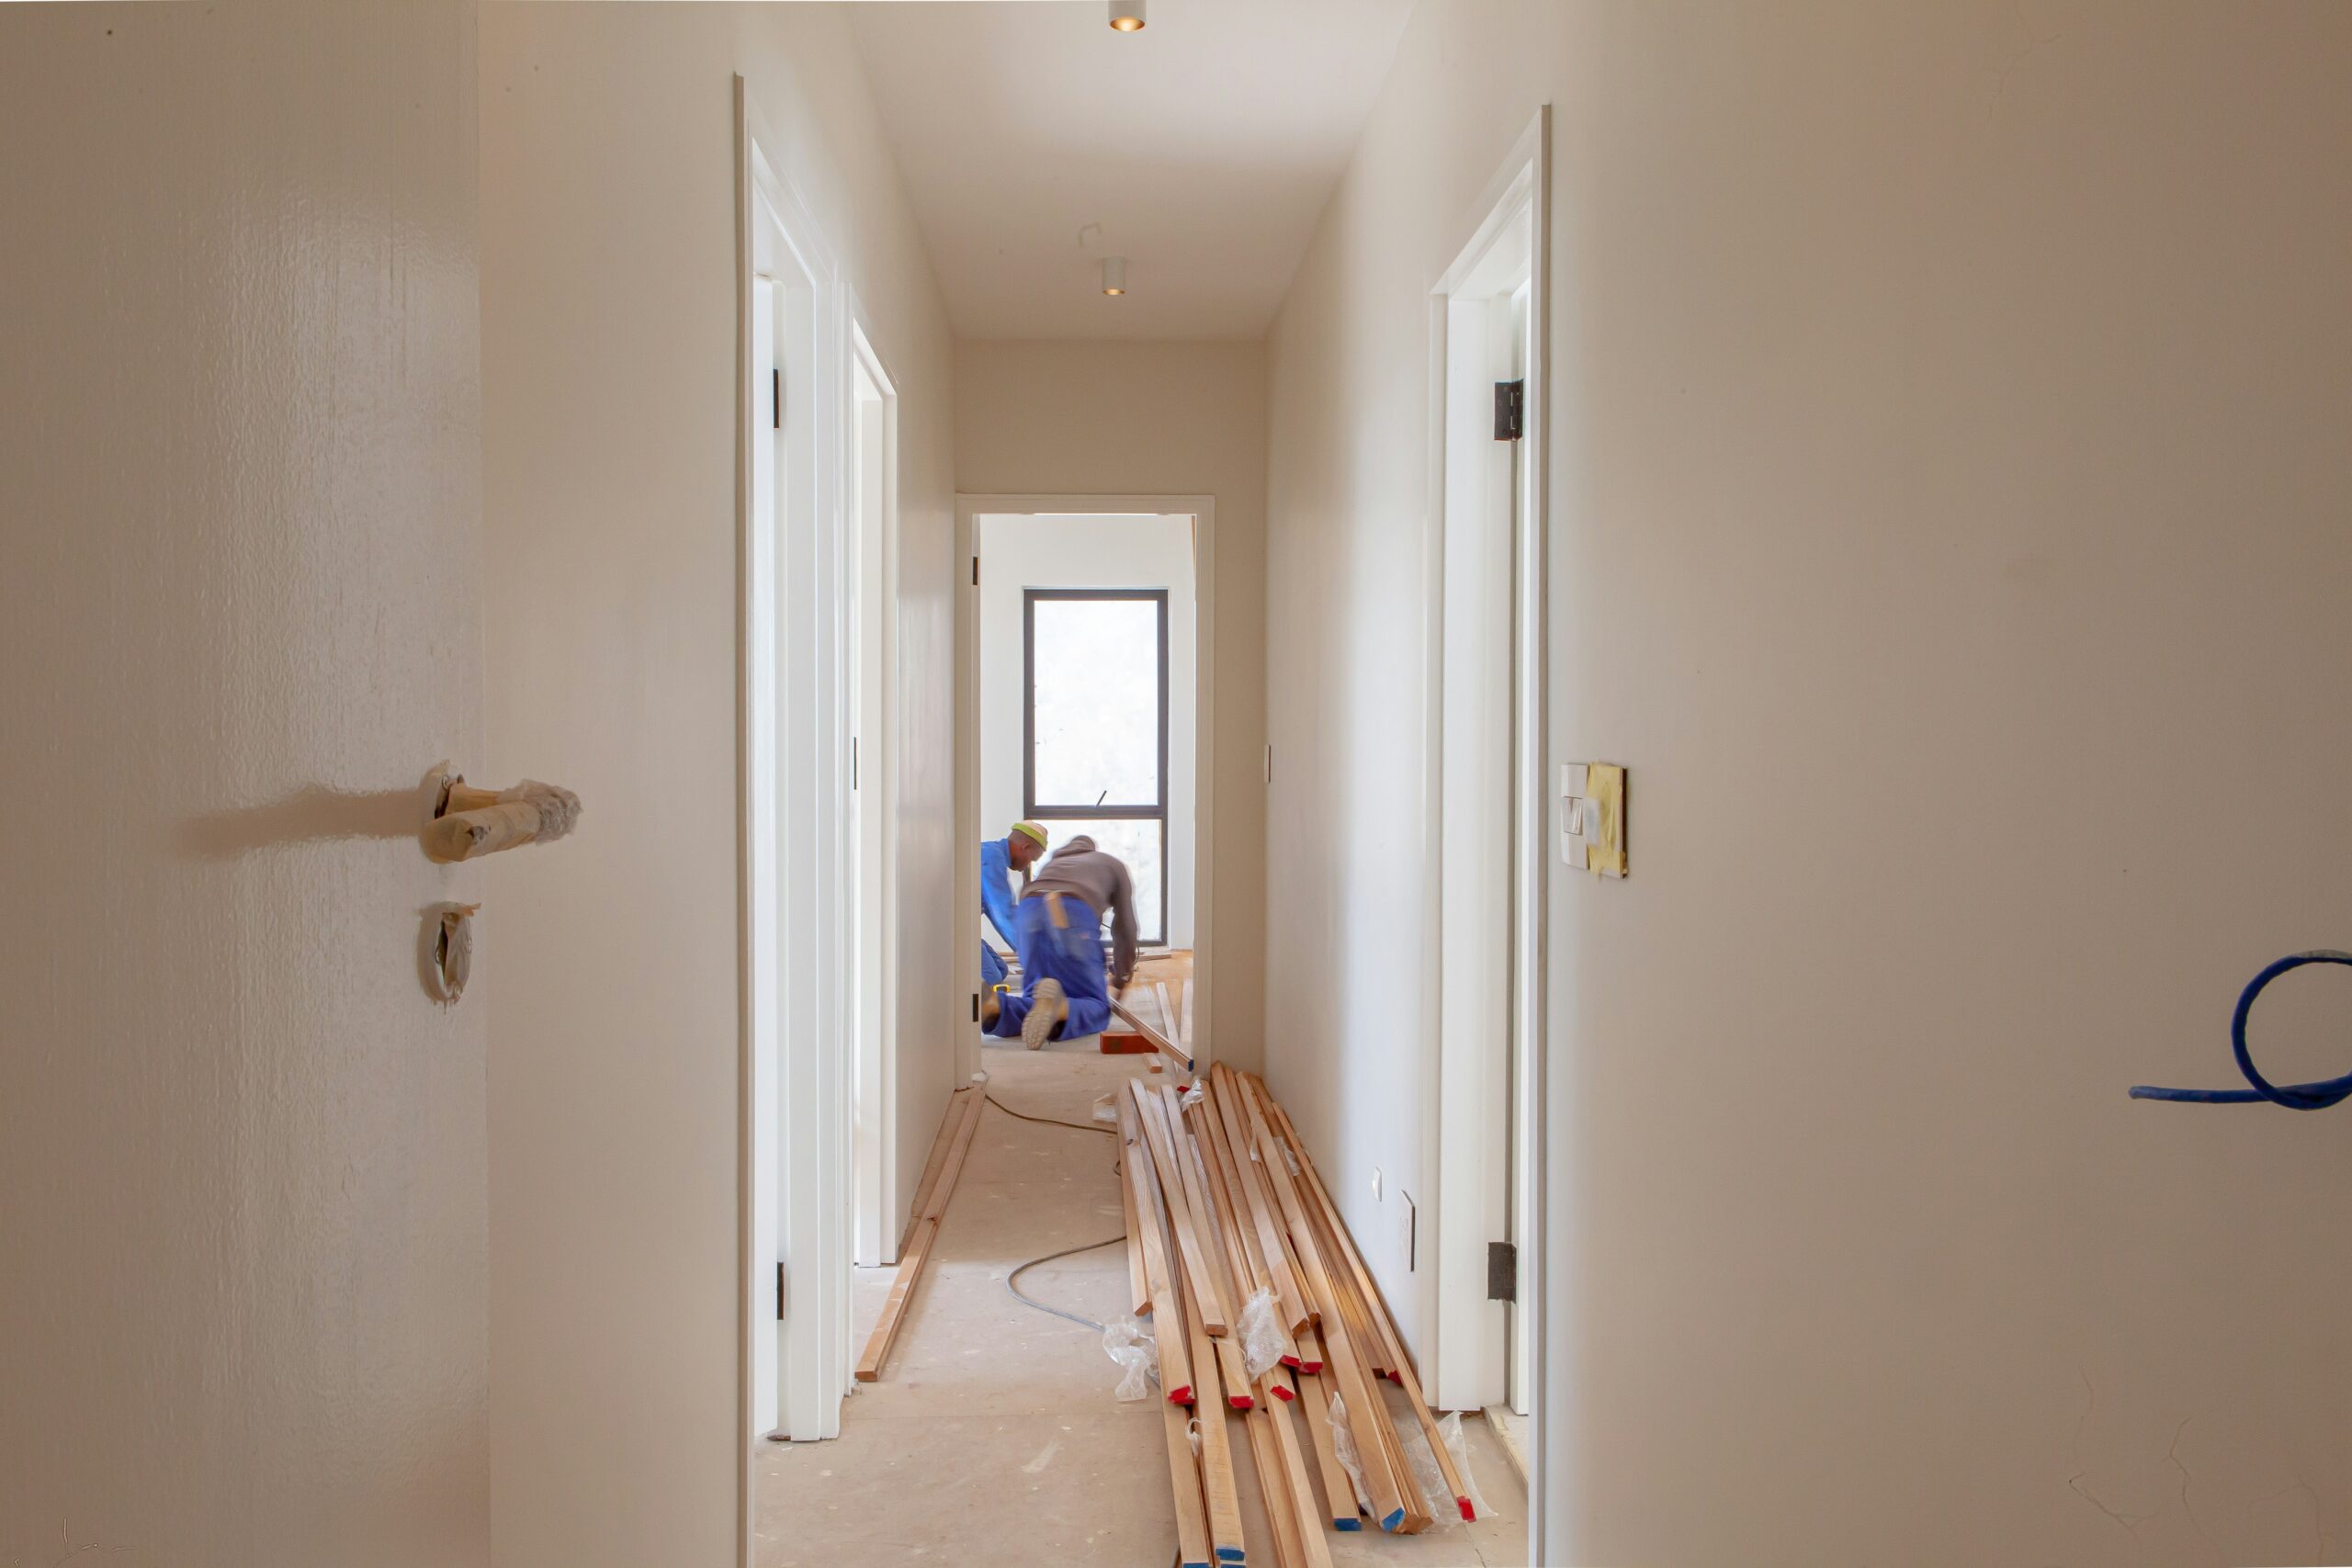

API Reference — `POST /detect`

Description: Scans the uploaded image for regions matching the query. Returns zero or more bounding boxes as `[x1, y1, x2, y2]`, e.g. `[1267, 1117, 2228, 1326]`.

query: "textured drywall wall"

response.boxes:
[0, 4, 489, 1564]
[956, 340, 1269, 1072]
[478, 6, 957, 1562]
[977, 513, 1200, 947]
[1267, 2, 2352, 1562]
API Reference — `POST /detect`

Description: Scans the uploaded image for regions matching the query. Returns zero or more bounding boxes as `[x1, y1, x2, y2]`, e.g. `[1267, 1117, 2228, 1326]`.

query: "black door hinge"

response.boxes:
[971, 556, 979, 586]
[971, 992, 980, 1022]
[1493, 378, 1524, 442]
[773, 368, 783, 430]
[776, 1261, 786, 1319]
[1487, 1240, 1518, 1303]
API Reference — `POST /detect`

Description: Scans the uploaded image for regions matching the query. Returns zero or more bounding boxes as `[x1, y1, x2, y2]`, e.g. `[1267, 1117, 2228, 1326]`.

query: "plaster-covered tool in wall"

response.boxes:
[424, 766, 582, 863]
[2129, 950, 2352, 1109]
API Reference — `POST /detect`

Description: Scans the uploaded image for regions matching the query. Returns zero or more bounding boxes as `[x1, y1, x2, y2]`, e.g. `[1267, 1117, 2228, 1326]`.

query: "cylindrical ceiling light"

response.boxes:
[1101, 256, 1128, 296]
[1108, 1, 1146, 32]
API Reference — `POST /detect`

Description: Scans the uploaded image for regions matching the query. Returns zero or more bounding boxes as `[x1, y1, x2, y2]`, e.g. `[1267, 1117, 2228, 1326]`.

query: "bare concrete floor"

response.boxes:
[754, 1039, 1529, 1568]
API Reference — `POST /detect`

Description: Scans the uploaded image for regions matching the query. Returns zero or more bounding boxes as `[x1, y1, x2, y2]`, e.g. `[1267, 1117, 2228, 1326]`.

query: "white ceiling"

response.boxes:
[848, 0, 1416, 340]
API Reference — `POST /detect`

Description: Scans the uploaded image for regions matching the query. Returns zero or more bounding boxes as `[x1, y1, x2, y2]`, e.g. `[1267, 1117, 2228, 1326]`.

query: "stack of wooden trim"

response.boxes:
[1119, 1065, 1478, 1568]
[855, 1085, 986, 1382]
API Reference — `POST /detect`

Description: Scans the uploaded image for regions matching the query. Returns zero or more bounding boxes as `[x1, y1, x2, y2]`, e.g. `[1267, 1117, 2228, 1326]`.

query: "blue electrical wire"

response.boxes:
[2129, 950, 2352, 1108]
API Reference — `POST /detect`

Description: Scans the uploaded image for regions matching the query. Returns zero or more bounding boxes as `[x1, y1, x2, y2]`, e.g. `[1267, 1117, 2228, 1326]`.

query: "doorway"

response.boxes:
[956, 497, 1216, 1074]
[739, 85, 906, 1448]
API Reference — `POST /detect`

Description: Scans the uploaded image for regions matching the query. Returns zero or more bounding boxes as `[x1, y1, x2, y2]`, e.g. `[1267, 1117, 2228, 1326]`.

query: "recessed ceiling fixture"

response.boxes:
[1108, 1, 1146, 32]
[1101, 256, 1128, 296]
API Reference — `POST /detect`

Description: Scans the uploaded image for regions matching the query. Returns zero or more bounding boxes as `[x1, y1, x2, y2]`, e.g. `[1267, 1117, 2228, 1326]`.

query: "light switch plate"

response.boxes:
[1561, 761, 1628, 877]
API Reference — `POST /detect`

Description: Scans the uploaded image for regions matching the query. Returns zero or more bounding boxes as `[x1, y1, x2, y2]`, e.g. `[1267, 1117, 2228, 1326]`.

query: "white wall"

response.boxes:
[978, 513, 1199, 948]
[956, 341, 1267, 1069]
[1267, 2, 2352, 1563]
[0, 4, 490, 1563]
[479, 6, 956, 1563]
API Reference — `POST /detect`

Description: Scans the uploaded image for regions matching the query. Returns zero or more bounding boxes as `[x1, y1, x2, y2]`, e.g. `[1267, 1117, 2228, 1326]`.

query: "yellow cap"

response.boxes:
[1011, 820, 1049, 850]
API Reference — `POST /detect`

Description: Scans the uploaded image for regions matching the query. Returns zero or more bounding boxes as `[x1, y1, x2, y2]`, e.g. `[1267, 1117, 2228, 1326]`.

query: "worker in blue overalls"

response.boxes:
[980, 834, 1138, 1051]
[981, 820, 1050, 991]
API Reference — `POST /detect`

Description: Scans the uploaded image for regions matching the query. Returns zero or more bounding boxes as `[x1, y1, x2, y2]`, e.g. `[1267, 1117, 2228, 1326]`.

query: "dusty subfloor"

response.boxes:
[755, 1024, 1530, 1568]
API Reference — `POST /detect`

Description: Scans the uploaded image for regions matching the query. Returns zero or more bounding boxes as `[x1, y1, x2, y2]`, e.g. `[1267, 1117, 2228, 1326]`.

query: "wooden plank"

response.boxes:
[1276, 1142, 1430, 1535]
[1295, 1370, 1363, 1530]
[1191, 1098, 1300, 1375]
[1130, 1080, 1229, 1337]
[1188, 1099, 1257, 1296]
[854, 1215, 936, 1382]
[1207, 1069, 1311, 1336]
[1154, 980, 1179, 1045]
[1261, 1378, 1337, 1568]
[1260, 1087, 1475, 1519]
[1119, 1090, 1195, 1405]
[1260, 1087, 1410, 1379]
[1242, 1406, 1302, 1568]
[1182, 1254, 1248, 1564]
[920, 1089, 987, 1223]
[1163, 1396, 1215, 1568]
[1192, 1091, 1260, 1284]
[901, 1086, 976, 1247]
[1121, 1132, 1150, 1318]
[1109, 989, 1193, 1073]
[1180, 976, 1194, 1048]
[1241, 1090, 1411, 1532]
[857, 1091, 989, 1383]
[1159, 1085, 1241, 1337]
[1181, 1111, 1259, 1412]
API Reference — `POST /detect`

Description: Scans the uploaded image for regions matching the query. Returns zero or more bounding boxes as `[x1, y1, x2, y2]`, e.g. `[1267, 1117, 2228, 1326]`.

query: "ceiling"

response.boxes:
[848, 0, 1417, 340]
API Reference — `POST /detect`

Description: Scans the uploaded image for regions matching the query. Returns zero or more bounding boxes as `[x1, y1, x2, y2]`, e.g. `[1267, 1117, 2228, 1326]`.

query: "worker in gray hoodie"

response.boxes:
[978, 834, 1137, 1050]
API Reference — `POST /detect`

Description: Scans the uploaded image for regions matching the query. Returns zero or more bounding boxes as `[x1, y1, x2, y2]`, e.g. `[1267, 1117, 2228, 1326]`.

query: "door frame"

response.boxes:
[954, 493, 1216, 1081]
[1419, 105, 1551, 1564]
[847, 310, 902, 1270]
[736, 77, 884, 1465]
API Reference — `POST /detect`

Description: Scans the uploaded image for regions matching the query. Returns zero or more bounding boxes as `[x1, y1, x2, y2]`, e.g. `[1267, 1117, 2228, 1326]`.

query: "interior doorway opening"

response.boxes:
[956, 497, 1218, 1079]
[739, 85, 906, 1450]
[977, 514, 1198, 1038]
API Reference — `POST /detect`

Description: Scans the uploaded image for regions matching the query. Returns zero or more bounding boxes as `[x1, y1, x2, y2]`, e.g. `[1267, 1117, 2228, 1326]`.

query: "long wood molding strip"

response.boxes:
[1108, 990, 1193, 1073]
[856, 1089, 986, 1382]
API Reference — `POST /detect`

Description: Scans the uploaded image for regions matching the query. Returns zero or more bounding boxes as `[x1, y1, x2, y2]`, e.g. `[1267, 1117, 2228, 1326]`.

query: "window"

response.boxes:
[1023, 589, 1167, 944]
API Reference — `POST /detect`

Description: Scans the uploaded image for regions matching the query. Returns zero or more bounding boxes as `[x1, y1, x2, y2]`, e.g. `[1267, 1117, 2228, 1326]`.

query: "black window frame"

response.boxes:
[1022, 587, 1170, 946]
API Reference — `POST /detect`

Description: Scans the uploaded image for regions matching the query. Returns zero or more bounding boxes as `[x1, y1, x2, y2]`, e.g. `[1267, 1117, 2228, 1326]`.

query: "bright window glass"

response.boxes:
[1029, 595, 1161, 808]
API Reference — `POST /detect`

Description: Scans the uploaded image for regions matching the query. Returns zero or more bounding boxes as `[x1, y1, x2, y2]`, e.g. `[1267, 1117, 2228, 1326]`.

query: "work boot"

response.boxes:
[1023, 977, 1067, 1051]
[980, 987, 1001, 1031]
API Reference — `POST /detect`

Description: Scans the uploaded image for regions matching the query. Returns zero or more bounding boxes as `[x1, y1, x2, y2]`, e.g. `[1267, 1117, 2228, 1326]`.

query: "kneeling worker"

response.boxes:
[980, 834, 1138, 1050]
[980, 819, 1049, 987]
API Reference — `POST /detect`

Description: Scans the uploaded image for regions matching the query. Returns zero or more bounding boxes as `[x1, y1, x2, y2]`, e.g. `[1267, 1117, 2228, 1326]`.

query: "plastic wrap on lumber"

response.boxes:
[1163, 1397, 1213, 1568]
[1295, 1370, 1363, 1529]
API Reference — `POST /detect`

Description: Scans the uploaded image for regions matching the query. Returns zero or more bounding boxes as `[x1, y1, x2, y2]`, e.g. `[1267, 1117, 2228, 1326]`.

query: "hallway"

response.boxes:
[15, 4, 2352, 1566]
[758, 1040, 1525, 1568]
